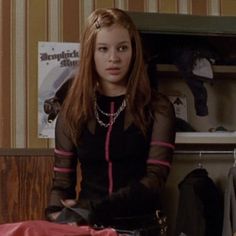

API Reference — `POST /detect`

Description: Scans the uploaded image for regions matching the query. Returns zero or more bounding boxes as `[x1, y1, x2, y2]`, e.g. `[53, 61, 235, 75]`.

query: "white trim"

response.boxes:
[12, 0, 26, 147]
[176, 132, 236, 144]
[79, 0, 93, 37]
[115, 0, 128, 10]
[48, 0, 61, 147]
[48, 0, 60, 41]
[178, 0, 189, 14]
[146, 0, 157, 13]
[208, 0, 220, 16]
[83, 0, 93, 19]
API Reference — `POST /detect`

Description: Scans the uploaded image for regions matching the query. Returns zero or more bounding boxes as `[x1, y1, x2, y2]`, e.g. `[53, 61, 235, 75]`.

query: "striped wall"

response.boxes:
[0, 0, 236, 148]
[0, 0, 11, 147]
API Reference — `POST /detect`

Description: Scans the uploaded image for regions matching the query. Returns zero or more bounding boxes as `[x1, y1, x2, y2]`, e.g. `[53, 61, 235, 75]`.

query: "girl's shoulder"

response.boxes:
[152, 91, 173, 109]
[150, 91, 175, 119]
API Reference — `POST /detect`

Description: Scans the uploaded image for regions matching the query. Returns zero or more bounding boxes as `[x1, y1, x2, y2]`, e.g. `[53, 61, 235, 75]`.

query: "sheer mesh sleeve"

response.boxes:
[141, 93, 176, 193]
[45, 113, 78, 216]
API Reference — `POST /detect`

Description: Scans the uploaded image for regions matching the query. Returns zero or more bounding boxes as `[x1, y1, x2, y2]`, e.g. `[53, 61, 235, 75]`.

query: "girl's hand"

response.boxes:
[61, 199, 78, 208]
[47, 199, 77, 222]
[48, 211, 62, 221]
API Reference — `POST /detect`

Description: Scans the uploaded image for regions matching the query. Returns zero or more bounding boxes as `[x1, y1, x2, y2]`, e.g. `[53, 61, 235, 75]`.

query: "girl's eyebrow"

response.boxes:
[96, 42, 107, 45]
[118, 41, 130, 45]
[96, 41, 130, 45]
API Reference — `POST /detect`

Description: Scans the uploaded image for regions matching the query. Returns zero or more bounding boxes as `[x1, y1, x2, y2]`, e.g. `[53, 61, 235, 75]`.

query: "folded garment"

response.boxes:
[0, 220, 118, 236]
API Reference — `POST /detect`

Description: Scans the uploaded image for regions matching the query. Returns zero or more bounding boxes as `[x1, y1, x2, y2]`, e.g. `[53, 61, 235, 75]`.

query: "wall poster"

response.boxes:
[38, 41, 80, 138]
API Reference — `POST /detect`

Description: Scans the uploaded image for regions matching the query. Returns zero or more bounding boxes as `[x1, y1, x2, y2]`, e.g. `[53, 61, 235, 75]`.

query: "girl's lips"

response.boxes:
[106, 67, 120, 70]
[106, 68, 120, 75]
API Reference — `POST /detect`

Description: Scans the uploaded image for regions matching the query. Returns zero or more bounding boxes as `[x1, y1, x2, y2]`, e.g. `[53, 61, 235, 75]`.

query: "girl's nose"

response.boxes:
[108, 49, 120, 62]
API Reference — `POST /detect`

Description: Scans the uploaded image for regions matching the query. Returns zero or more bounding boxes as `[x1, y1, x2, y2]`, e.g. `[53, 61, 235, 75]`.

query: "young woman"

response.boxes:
[45, 7, 176, 233]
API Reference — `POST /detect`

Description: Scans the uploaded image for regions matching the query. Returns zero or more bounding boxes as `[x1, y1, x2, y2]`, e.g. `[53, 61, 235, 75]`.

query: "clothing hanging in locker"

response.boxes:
[174, 157, 224, 236]
[222, 150, 236, 236]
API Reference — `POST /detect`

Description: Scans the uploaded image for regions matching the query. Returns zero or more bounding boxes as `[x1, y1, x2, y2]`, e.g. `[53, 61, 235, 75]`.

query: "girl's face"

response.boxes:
[94, 24, 132, 96]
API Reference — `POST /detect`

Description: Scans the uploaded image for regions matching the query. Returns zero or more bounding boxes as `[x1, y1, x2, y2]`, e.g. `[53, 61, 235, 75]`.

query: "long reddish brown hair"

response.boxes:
[62, 8, 152, 145]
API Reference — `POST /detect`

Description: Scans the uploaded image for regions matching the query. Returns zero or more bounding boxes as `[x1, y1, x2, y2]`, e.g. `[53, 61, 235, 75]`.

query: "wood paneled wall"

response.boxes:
[0, 154, 54, 223]
[0, 0, 236, 148]
[0, 151, 82, 224]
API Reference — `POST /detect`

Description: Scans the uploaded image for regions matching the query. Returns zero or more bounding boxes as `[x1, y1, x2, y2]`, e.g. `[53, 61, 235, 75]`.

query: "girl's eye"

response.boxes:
[98, 46, 107, 52]
[118, 45, 128, 52]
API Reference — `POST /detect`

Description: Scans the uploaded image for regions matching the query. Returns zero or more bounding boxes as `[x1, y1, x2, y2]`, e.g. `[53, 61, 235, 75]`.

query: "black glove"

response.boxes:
[88, 182, 160, 227]
[88, 198, 114, 227]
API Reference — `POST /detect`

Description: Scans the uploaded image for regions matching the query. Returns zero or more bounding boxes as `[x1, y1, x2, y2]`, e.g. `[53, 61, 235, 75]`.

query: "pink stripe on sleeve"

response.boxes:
[151, 140, 175, 149]
[147, 159, 171, 168]
[53, 167, 75, 173]
[54, 148, 74, 157]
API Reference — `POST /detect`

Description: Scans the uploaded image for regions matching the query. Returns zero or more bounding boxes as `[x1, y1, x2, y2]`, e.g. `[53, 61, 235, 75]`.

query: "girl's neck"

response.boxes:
[97, 84, 127, 97]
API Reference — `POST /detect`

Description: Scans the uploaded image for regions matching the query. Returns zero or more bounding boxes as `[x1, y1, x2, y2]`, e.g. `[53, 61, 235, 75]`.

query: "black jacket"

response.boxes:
[46, 93, 176, 228]
[175, 168, 223, 236]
